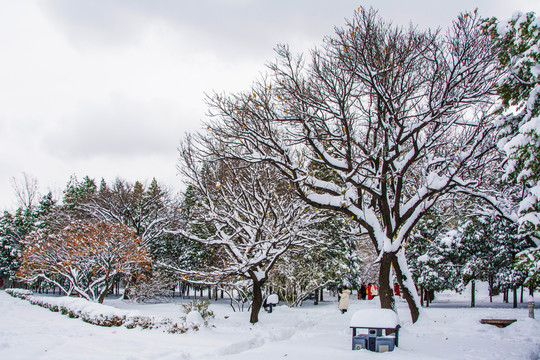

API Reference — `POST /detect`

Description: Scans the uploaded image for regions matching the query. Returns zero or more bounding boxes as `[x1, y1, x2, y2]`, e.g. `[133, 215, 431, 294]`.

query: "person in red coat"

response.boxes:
[394, 283, 401, 297]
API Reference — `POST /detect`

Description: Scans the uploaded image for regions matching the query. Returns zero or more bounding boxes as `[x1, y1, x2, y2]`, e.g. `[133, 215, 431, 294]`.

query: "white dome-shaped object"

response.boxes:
[186, 311, 204, 327]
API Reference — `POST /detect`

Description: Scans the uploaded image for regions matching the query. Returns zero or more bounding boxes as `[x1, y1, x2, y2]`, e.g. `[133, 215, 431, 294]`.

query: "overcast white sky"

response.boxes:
[1, 0, 539, 211]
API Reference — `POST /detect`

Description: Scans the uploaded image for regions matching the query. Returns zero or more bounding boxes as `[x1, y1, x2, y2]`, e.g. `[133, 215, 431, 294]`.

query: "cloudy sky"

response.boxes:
[1, 0, 539, 211]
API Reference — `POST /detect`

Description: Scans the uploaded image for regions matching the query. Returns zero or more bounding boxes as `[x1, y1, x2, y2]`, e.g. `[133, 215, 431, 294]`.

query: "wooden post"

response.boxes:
[488, 276, 493, 303]
[471, 280, 476, 308]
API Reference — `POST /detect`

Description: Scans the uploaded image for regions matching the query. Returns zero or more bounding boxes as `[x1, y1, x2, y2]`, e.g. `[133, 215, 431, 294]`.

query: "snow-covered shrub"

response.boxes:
[180, 299, 214, 326]
[5, 288, 33, 299]
[185, 311, 204, 330]
[4, 290, 192, 333]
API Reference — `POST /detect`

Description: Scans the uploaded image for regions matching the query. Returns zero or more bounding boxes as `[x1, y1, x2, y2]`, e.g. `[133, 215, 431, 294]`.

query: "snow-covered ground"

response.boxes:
[1, 285, 539, 360]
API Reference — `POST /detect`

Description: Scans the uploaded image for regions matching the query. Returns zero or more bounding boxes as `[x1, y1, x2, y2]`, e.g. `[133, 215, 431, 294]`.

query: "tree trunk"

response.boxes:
[250, 278, 264, 324]
[391, 253, 420, 323]
[513, 287, 518, 309]
[98, 280, 111, 304]
[378, 252, 395, 313]
[471, 280, 476, 308]
[314, 289, 319, 305]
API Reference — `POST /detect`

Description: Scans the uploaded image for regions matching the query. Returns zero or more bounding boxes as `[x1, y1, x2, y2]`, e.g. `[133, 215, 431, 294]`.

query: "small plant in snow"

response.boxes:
[180, 299, 214, 326]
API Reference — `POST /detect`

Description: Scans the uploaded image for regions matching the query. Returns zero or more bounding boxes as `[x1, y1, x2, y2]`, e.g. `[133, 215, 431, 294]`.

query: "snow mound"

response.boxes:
[186, 311, 204, 327]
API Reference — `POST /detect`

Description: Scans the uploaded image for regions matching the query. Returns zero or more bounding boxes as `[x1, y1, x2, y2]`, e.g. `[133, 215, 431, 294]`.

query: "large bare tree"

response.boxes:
[200, 9, 500, 322]
[170, 138, 323, 323]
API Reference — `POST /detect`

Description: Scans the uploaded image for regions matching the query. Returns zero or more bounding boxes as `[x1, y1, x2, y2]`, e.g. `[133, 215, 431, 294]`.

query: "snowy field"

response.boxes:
[1, 285, 539, 360]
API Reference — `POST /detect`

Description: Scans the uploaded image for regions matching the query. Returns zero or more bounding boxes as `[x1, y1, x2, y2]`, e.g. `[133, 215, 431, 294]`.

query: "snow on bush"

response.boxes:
[4, 289, 210, 334]
[5, 288, 33, 298]
[185, 311, 204, 328]
[180, 299, 215, 327]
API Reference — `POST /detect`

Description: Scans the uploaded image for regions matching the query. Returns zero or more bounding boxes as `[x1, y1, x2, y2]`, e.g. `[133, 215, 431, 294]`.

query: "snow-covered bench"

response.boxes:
[349, 309, 400, 352]
[480, 319, 517, 328]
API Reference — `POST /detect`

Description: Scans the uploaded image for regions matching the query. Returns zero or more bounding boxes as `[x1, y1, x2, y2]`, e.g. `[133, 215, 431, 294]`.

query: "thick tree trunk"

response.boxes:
[513, 287, 518, 309]
[378, 252, 395, 312]
[314, 289, 319, 305]
[250, 278, 264, 324]
[391, 253, 420, 323]
[98, 280, 111, 304]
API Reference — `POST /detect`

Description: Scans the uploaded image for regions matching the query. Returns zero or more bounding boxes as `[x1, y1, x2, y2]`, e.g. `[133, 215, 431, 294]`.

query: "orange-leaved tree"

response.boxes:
[18, 220, 151, 303]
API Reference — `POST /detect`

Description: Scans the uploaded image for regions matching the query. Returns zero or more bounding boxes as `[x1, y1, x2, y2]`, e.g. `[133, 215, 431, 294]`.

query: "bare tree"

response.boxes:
[201, 9, 500, 322]
[169, 138, 324, 323]
[11, 173, 40, 210]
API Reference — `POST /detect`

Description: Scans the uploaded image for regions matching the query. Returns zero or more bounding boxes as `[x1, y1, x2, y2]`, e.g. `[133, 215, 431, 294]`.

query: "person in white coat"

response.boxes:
[338, 285, 351, 314]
